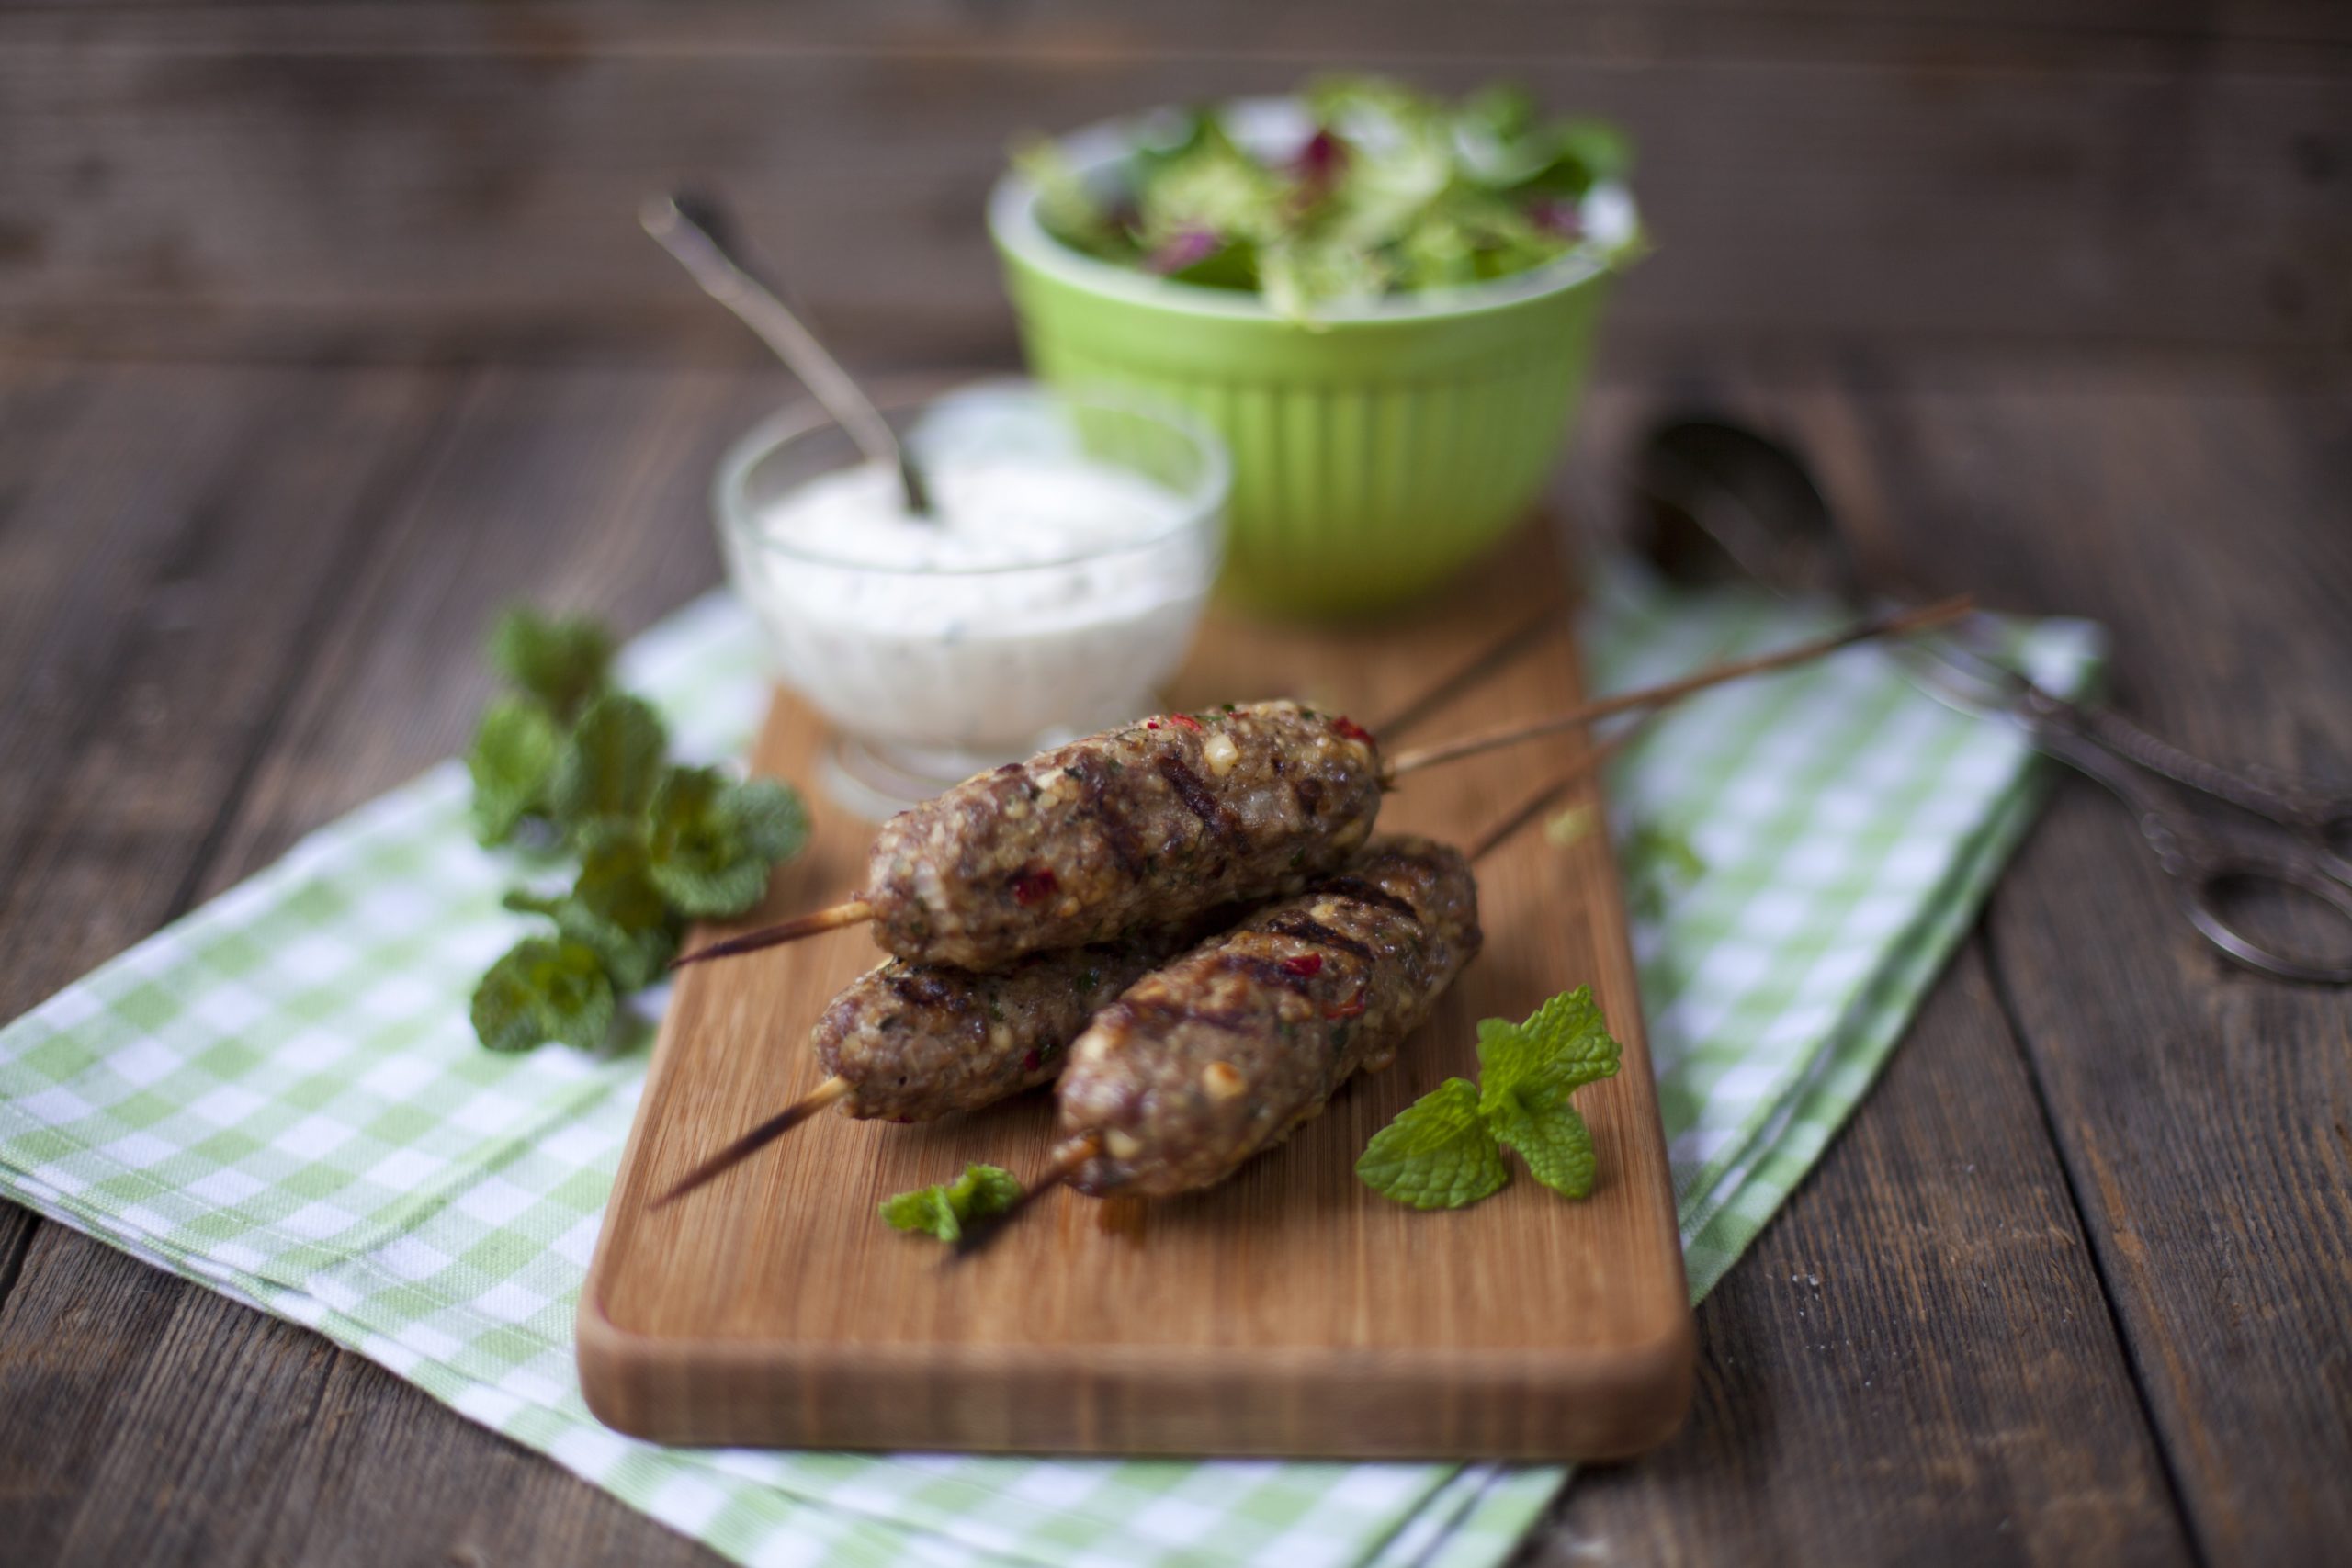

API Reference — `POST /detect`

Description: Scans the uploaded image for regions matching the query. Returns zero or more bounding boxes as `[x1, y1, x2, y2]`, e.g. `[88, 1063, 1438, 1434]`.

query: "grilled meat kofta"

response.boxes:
[863, 701, 1384, 970]
[1056, 834, 1482, 1198]
[814, 919, 1213, 1122]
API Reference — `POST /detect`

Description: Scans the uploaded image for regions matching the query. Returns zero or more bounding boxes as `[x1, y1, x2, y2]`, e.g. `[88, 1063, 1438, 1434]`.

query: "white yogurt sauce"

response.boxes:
[730, 453, 1216, 765]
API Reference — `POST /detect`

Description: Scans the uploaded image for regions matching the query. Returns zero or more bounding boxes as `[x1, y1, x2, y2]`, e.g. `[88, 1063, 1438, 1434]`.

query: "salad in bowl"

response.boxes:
[991, 78, 1642, 615]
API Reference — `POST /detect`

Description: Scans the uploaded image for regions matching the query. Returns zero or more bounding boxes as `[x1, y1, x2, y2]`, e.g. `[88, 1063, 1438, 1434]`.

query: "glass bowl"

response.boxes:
[716, 381, 1229, 818]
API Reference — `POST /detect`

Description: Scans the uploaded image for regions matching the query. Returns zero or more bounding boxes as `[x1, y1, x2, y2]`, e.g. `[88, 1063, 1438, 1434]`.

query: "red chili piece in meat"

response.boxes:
[1281, 953, 1324, 978]
[1011, 867, 1059, 907]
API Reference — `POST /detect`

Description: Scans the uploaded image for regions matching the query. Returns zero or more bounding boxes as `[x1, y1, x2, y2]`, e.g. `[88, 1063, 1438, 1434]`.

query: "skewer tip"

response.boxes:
[947, 1133, 1103, 1264]
[650, 1076, 856, 1210]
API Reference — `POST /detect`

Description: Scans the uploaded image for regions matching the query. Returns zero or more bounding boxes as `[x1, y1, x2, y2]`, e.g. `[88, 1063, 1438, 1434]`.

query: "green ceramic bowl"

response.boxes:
[989, 97, 1641, 616]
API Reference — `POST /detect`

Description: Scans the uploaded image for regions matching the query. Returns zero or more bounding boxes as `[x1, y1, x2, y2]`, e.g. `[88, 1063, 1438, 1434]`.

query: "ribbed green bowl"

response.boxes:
[988, 99, 1638, 617]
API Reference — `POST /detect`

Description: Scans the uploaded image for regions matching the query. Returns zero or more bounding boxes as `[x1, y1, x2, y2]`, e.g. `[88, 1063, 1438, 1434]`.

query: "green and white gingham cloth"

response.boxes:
[0, 566, 2099, 1568]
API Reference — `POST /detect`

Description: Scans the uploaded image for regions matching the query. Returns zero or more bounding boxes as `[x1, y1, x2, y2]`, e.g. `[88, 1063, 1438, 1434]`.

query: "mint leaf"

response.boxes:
[1476, 987, 1621, 1199]
[466, 694, 561, 846]
[879, 1163, 1024, 1243]
[1355, 1077, 1509, 1210]
[548, 692, 666, 840]
[1486, 1094, 1599, 1198]
[646, 766, 809, 918]
[503, 833, 679, 991]
[491, 606, 613, 722]
[469, 937, 615, 1053]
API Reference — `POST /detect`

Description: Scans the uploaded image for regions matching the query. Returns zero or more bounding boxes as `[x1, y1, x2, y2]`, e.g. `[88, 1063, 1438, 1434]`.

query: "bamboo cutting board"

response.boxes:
[578, 529, 1694, 1460]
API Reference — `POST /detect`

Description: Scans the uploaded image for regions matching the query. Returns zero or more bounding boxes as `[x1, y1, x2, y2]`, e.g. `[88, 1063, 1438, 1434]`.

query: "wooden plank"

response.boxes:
[1529, 947, 2193, 1565]
[18, 0, 2352, 51]
[195, 364, 767, 888]
[1677, 370, 2352, 1562]
[580, 529, 1695, 1458]
[1, 12, 2344, 365]
[1843, 379, 2352, 1565]
[0, 359, 454, 1561]
[0, 365, 756, 1567]
[0, 361, 450, 1021]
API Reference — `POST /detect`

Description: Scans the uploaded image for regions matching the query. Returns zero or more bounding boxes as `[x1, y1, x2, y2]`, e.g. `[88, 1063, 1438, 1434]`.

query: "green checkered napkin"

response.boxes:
[0, 567, 2099, 1568]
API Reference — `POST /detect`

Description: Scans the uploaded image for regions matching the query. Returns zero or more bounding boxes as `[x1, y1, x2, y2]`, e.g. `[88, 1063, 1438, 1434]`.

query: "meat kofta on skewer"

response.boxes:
[677, 598, 1964, 975]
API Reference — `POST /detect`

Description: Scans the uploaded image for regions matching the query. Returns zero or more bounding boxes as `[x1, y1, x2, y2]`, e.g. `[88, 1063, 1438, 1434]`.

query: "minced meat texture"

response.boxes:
[863, 701, 1383, 970]
[814, 919, 1208, 1121]
[1056, 835, 1481, 1197]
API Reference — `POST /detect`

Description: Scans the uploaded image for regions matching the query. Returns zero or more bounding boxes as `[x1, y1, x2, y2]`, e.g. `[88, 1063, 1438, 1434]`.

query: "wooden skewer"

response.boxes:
[1381, 593, 1972, 779]
[650, 1075, 854, 1209]
[672, 897, 875, 969]
[656, 743, 1638, 1212]
[950, 1133, 1102, 1261]
[670, 594, 1970, 970]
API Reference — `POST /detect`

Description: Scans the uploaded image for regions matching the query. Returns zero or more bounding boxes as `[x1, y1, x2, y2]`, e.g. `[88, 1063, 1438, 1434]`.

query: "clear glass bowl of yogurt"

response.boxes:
[716, 381, 1228, 817]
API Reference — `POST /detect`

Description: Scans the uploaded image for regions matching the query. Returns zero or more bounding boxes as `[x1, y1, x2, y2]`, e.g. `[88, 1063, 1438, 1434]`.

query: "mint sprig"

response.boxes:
[463, 604, 808, 1053]
[646, 767, 810, 918]
[879, 1164, 1024, 1244]
[1356, 987, 1622, 1209]
[491, 607, 613, 724]
[466, 695, 562, 848]
[470, 938, 616, 1054]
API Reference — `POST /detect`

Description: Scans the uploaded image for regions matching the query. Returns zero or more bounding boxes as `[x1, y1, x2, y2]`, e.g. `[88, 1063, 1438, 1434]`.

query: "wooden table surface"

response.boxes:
[4, 356, 2346, 1566]
[4, 3, 2350, 1562]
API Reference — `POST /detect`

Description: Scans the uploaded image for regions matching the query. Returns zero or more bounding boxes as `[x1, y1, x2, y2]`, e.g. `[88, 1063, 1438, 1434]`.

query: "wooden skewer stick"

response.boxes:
[950, 1134, 1102, 1262]
[650, 1075, 854, 1210]
[1382, 593, 1972, 780]
[670, 594, 1971, 971]
[672, 897, 875, 969]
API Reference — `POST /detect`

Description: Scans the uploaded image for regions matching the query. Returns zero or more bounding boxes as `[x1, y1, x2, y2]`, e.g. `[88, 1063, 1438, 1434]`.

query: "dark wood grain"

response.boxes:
[2, 6, 2345, 367]
[1527, 947, 2191, 1566]
[3, 357, 2346, 1563]
[0, 365, 763, 1568]
[1849, 378, 2352, 1564]
[194, 364, 763, 887]
[0, 362, 449, 1021]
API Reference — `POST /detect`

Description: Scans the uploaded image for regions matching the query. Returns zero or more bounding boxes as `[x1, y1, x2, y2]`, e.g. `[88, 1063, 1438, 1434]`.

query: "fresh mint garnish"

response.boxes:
[491, 607, 613, 724]
[469, 937, 616, 1054]
[879, 1164, 1025, 1243]
[1354, 1077, 1510, 1210]
[1356, 987, 1623, 1208]
[645, 766, 811, 919]
[466, 694, 561, 847]
[463, 606, 808, 1052]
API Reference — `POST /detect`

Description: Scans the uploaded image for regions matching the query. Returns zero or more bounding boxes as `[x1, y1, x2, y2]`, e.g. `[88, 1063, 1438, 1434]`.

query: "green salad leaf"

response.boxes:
[880, 1164, 1025, 1243]
[1017, 75, 1634, 319]
[1356, 987, 1623, 1209]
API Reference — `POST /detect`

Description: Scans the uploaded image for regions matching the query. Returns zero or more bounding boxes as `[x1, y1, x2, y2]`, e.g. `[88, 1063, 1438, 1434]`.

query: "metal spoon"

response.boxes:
[640, 190, 933, 517]
[1625, 412, 2352, 982]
